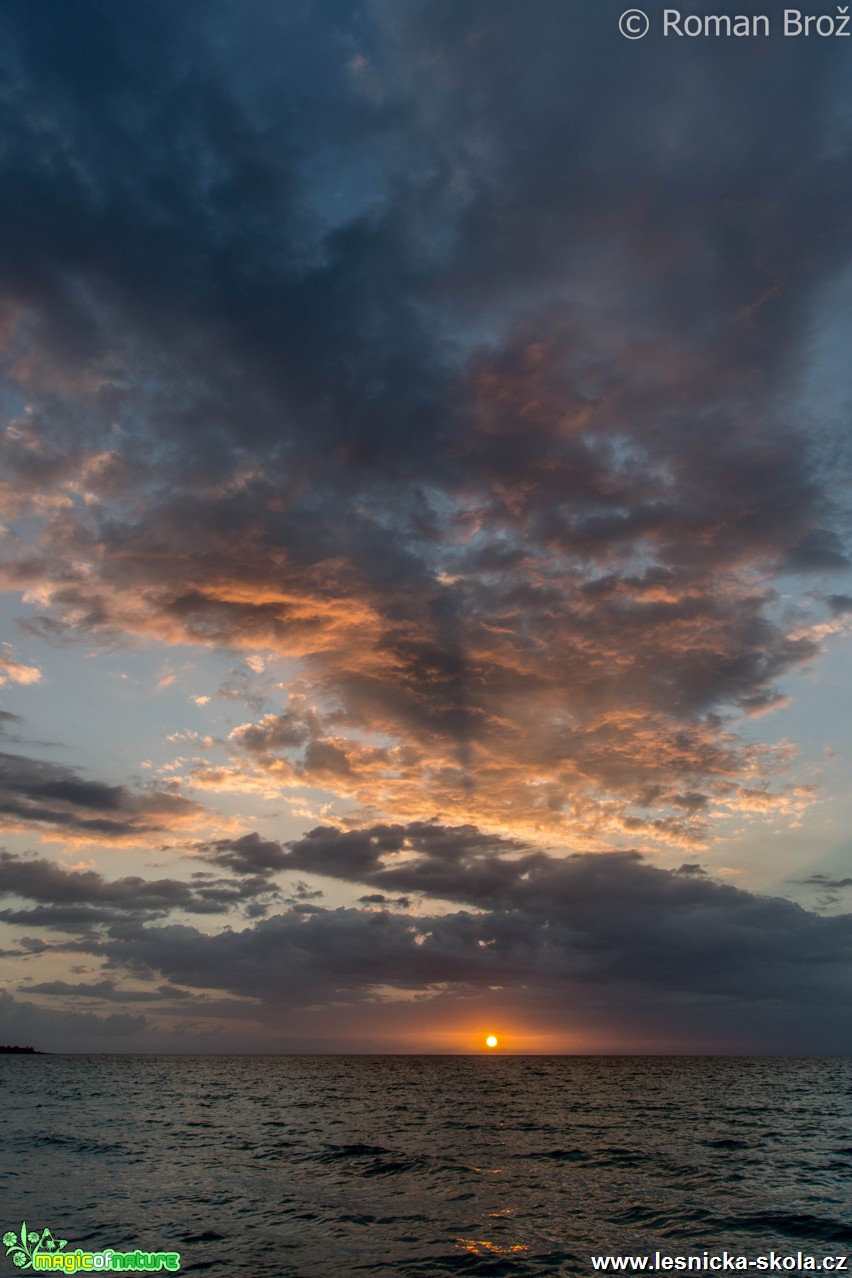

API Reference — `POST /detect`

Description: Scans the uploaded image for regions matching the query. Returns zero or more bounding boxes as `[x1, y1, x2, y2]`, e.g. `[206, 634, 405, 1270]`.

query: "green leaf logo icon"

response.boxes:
[3, 1220, 66, 1271]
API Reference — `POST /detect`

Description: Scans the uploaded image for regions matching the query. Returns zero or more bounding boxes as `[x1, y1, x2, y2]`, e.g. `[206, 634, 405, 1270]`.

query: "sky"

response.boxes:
[0, 0, 851, 1054]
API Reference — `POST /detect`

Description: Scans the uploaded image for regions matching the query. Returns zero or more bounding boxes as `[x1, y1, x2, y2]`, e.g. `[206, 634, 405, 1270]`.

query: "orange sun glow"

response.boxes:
[485, 1035, 499, 1048]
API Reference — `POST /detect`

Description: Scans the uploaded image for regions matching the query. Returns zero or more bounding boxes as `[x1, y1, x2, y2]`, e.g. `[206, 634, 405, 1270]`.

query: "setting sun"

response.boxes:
[485, 1035, 499, 1049]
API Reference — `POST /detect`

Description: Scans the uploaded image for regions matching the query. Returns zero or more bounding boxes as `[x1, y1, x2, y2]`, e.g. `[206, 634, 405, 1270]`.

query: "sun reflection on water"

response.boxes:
[456, 1238, 529, 1256]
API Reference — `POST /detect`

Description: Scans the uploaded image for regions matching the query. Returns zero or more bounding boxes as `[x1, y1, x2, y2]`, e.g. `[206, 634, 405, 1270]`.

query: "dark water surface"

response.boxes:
[3, 1056, 852, 1275]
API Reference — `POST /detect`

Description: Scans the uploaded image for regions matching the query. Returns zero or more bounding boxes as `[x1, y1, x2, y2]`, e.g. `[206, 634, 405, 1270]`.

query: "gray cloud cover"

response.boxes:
[0, 1, 850, 1048]
[0, 0, 848, 844]
[2, 823, 851, 1051]
[0, 750, 206, 842]
[0, 847, 278, 926]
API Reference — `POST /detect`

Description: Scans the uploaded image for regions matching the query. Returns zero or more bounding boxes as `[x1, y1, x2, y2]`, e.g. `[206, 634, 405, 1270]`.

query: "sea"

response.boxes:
[3, 1055, 852, 1276]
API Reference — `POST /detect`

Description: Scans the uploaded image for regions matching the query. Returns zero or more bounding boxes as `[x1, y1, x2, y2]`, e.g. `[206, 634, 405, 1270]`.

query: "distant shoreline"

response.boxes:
[0, 1045, 43, 1054]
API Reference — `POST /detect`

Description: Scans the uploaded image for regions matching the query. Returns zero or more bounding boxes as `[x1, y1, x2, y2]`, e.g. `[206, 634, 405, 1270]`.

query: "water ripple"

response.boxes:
[3, 1055, 851, 1276]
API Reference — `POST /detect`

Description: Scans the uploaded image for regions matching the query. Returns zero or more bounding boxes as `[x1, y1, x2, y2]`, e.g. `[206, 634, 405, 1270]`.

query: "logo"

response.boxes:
[4, 1226, 66, 1270]
[4, 1225, 180, 1273]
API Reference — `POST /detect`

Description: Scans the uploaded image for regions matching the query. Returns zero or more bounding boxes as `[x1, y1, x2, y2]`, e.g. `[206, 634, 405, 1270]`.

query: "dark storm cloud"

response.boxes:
[0, 848, 277, 922]
[24, 978, 184, 1002]
[0, 750, 206, 840]
[206, 824, 848, 952]
[5, 817, 852, 1048]
[0, 988, 144, 1045]
[201, 821, 525, 884]
[0, 0, 450, 476]
[0, 6, 849, 841]
[358, 893, 412, 908]
[0, 904, 137, 931]
[78, 835, 852, 1050]
[195, 820, 852, 1027]
[202, 831, 291, 876]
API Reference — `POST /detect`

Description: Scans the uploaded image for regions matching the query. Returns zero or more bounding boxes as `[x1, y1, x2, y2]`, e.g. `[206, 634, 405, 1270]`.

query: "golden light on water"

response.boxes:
[485, 1034, 499, 1048]
[457, 1239, 528, 1257]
